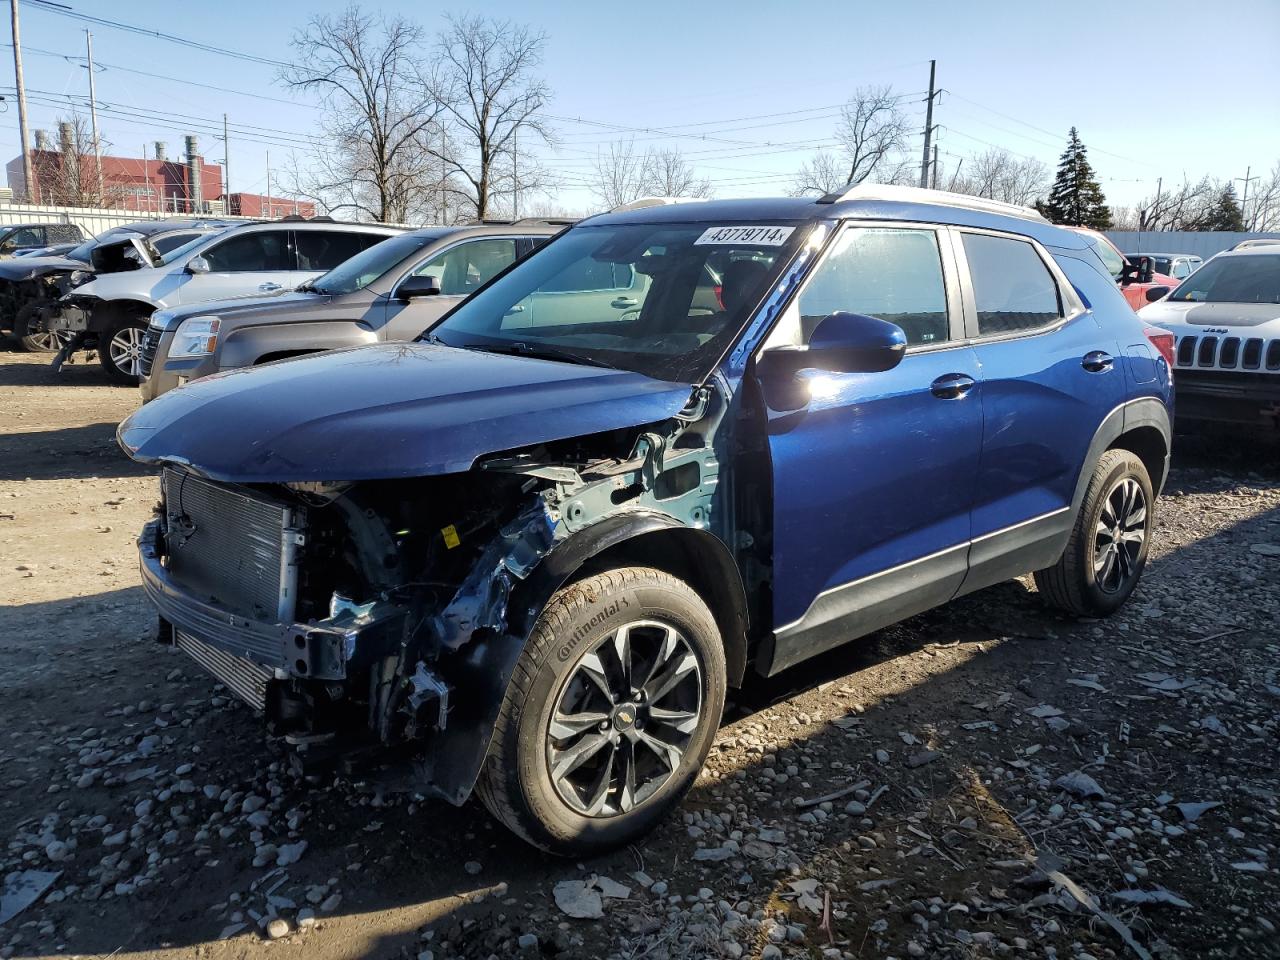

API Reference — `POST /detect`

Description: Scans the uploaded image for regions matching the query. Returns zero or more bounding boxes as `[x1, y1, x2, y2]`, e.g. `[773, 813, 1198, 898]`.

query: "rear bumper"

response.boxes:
[1174, 371, 1280, 428]
[138, 518, 405, 696]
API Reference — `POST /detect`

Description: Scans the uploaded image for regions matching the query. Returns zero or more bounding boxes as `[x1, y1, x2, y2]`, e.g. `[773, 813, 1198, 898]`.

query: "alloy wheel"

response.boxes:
[1093, 477, 1147, 594]
[546, 619, 703, 818]
[23, 330, 69, 352]
[108, 326, 145, 378]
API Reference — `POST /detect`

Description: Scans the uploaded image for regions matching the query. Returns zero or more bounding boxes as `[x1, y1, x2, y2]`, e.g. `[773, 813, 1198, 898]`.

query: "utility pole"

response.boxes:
[919, 59, 938, 189]
[512, 126, 519, 220]
[10, 0, 33, 203]
[931, 143, 939, 190]
[85, 30, 104, 200]
[223, 113, 230, 214]
[1235, 166, 1258, 229]
[265, 148, 270, 218]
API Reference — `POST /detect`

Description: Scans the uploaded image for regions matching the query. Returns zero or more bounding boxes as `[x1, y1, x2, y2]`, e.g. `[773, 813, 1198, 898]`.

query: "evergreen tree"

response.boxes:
[1202, 184, 1246, 231]
[1041, 128, 1111, 229]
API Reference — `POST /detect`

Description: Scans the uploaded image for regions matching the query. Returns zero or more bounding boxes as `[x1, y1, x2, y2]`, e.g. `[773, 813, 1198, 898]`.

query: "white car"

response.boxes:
[44, 219, 404, 384]
[1139, 246, 1280, 429]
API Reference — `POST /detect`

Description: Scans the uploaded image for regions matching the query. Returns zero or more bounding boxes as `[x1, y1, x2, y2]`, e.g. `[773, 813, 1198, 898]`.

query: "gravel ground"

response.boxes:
[1, 346, 1278, 960]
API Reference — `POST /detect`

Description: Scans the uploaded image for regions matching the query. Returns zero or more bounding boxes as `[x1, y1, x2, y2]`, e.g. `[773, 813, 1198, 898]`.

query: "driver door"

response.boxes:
[757, 224, 983, 673]
[177, 229, 294, 304]
[383, 236, 524, 340]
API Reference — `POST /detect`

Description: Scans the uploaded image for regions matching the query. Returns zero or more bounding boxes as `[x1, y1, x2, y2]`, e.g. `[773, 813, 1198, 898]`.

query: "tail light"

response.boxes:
[1144, 326, 1176, 369]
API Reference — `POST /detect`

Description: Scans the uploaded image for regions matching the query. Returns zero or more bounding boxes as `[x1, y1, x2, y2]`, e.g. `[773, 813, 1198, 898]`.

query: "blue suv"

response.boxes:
[119, 185, 1175, 854]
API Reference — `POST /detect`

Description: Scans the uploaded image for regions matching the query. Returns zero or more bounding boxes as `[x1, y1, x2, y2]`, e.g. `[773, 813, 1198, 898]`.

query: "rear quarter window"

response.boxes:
[962, 233, 1062, 336]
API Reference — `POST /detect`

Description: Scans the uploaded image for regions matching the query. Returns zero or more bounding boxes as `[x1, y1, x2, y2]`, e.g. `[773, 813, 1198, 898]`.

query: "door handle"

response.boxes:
[611, 297, 638, 308]
[1082, 350, 1114, 372]
[259, 282, 283, 292]
[930, 373, 976, 399]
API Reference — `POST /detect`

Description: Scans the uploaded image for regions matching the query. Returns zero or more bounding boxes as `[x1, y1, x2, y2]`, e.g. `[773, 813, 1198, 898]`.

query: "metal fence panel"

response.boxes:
[1106, 231, 1280, 259]
[0, 203, 258, 236]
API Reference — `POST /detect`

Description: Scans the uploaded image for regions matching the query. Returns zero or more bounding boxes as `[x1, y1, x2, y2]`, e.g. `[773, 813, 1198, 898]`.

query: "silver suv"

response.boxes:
[139, 221, 572, 401]
[42, 219, 403, 385]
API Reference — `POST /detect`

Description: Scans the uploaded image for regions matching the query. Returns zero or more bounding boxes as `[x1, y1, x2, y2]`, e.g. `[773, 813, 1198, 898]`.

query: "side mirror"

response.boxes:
[1145, 286, 1171, 303]
[1137, 258, 1154, 284]
[398, 274, 441, 300]
[186, 255, 211, 275]
[758, 312, 907, 380]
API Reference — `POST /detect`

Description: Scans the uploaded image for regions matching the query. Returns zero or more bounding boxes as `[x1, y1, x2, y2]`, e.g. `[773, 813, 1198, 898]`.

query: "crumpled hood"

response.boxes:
[1138, 300, 1280, 329]
[118, 342, 693, 482]
[0, 254, 83, 281]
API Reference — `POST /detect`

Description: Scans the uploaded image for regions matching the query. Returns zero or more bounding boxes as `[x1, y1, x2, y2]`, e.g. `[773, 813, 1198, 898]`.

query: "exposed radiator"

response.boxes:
[176, 630, 272, 712]
[161, 469, 302, 623]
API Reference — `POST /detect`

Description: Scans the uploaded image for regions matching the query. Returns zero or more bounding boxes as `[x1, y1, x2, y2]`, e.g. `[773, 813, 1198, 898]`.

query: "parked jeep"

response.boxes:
[1139, 245, 1280, 429]
[42, 219, 402, 384]
[119, 185, 1174, 854]
[0, 219, 229, 352]
[139, 220, 572, 401]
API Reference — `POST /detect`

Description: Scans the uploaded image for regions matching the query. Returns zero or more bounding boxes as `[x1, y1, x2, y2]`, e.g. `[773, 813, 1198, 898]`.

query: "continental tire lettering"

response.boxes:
[555, 596, 630, 662]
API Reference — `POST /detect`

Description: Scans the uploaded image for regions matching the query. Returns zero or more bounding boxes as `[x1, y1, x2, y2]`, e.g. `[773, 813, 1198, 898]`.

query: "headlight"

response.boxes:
[168, 316, 220, 359]
[69, 270, 91, 287]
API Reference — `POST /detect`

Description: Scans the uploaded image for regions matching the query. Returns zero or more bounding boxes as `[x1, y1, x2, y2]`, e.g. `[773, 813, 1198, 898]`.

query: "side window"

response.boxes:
[412, 238, 517, 296]
[1172, 259, 1191, 280]
[961, 233, 1062, 336]
[1091, 237, 1125, 280]
[296, 231, 384, 271]
[796, 227, 949, 346]
[202, 231, 292, 272]
[152, 232, 200, 255]
[49, 224, 80, 242]
[10, 227, 43, 247]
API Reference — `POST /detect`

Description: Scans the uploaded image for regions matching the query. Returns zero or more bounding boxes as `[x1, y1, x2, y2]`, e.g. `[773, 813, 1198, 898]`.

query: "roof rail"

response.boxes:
[816, 183, 1048, 224]
[609, 196, 710, 213]
[474, 217, 578, 226]
[1231, 238, 1280, 250]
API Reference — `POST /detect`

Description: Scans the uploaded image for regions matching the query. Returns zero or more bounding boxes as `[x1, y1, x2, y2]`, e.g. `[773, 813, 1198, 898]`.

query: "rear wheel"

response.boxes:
[98, 314, 150, 385]
[1034, 449, 1154, 617]
[13, 301, 66, 353]
[475, 566, 726, 855]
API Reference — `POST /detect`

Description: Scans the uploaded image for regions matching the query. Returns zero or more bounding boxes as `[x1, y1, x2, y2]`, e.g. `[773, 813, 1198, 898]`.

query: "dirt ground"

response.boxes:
[1, 346, 1277, 960]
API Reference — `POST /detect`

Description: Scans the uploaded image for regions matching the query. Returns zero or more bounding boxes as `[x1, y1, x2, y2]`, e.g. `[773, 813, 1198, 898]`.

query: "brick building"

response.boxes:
[6, 127, 314, 218]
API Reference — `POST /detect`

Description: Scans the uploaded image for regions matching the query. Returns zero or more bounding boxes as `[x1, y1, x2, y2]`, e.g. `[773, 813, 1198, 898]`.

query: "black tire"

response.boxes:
[97, 314, 150, 386]
[1034, 449, 1154, 617]
[13, 301, 64, 353]
[475, 566, 726, 856]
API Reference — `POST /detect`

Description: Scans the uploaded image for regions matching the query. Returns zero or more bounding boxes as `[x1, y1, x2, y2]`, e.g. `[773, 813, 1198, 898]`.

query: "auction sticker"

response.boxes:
[694, 225, 795, 246]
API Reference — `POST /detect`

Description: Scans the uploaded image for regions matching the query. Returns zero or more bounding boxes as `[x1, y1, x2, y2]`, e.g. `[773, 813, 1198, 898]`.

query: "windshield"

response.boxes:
[1169, 254, 1280, 303]
[311, 231, 445, 295]
[1087, 234, 1126, 279]
[160, 229, 227, 266]
[427, 220, 808, 382]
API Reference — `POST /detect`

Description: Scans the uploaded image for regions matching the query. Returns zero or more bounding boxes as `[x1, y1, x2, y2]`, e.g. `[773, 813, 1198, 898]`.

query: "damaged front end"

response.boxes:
[139, 395, 724, 804]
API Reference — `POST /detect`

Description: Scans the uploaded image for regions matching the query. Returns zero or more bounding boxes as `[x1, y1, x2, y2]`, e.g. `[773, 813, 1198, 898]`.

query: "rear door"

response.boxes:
[520, 258, 647, 328]
[759, 223, 983, 672]
[382, 235, 527, 340]
[178, 229, 294, 304]
[952, 227, 1123, 594]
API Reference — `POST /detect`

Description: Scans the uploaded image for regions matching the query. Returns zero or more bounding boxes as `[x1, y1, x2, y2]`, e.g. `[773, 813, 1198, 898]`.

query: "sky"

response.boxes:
[3, 0, 1279, 216]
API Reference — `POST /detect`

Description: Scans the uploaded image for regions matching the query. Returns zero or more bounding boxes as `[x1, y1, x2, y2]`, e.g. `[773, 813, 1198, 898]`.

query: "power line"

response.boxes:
[26, 0, 291, 68]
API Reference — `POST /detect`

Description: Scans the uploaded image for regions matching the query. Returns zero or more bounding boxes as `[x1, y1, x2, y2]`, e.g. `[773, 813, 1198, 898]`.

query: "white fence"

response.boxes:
[0, 201, 259, 236]
[1106, 231, 1280, 259]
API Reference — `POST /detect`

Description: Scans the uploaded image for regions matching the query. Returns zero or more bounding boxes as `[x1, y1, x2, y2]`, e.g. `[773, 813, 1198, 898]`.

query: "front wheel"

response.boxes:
[1034, 449, 1154, 617]
[98, 315, 150, 386]
[475, 566, 726, 855]
[13, 301, 67, 353]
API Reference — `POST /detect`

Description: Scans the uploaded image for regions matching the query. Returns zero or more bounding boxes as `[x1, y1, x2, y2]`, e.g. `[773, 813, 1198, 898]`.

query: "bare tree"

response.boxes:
[32, 113, 124, 208]
[1243, 161, 1280, 231]
[641, 148, 712, 199]
[589, 139, 649, 209]
[431, 14, 554, 221]
[837, 86, 911, 186]
[281, 5, 445, 223]
[950, 149, 1050, 206]
[788, 151, 848, 197]
[1134, 176, 1220, 231]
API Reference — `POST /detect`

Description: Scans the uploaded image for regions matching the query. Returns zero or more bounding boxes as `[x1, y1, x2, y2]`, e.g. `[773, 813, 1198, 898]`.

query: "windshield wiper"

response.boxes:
[475, 341, 617, 369]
